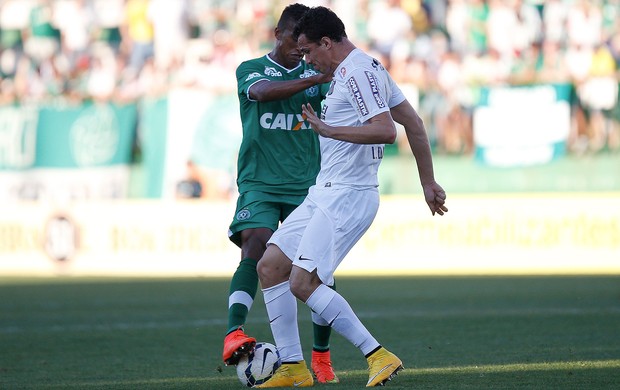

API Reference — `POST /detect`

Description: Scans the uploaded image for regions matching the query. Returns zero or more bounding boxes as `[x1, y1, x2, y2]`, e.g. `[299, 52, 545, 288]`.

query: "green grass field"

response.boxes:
[1, 275, 619, 389]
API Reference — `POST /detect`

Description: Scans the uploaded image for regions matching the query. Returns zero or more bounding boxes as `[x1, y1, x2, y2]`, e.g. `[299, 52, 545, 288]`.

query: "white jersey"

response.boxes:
[315, 48, 405, 189]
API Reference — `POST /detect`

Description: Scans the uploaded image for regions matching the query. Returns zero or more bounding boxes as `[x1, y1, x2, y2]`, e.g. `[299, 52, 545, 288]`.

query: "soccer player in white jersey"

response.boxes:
[254, 6, 448, 388]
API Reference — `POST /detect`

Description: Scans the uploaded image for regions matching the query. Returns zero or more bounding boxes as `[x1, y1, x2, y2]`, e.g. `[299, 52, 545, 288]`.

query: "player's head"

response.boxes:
[273, 3, 310, 68]
[293, 6, 347, 44]
[277, 3, 309, 32]
[294, 7, 348, 74]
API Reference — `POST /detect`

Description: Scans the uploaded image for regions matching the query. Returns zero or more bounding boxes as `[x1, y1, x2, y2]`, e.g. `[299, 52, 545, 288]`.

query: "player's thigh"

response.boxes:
[267, 198, 315, 262]
[331, 188, 380, 264]
[228, 191, 282, 247]
[295, 188, 379, 285]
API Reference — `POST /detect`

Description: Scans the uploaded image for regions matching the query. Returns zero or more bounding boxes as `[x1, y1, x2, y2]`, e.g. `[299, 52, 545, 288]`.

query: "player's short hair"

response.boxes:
[293, 6, 347, 43]
[277, 3, 310, 31]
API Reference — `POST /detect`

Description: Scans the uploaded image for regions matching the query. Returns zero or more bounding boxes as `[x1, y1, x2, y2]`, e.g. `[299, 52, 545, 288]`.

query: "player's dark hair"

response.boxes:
[293, 6, 347, 43]
[277, 3, 310, 31]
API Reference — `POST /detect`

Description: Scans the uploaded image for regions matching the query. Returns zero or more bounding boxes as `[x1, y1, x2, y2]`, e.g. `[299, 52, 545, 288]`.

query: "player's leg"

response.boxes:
[291, 270, 383, 363]
[255, 201, 317, 387]
[224, 193, 279, 365]
[223, 228, 272, 365]
[282, 198, 338, 383]
[303, 283, 403, 386]
[256, 244, 313, 388]
[310, 284, 339, 383]
[293, 187, 403, 386]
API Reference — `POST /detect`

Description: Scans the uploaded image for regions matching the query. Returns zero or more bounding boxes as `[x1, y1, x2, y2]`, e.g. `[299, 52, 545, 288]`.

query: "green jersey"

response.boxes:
[235, 55, 327, 195]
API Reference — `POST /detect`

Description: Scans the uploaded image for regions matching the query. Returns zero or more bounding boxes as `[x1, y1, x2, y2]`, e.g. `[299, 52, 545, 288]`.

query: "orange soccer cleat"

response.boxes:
[222, 327, 256, 365]
[311, 350, 339, 383]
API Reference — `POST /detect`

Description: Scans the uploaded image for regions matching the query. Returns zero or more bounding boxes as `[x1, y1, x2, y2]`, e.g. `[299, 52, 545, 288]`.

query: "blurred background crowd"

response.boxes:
[1, 0, 619, 157]
[1, 0, 618, 279]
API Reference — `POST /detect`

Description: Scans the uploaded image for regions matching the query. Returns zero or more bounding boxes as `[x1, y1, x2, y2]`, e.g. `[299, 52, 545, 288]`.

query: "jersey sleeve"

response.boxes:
[386, 72, 406, 108]
[236, 60, 268, 102]
[343, 67, 391, 124]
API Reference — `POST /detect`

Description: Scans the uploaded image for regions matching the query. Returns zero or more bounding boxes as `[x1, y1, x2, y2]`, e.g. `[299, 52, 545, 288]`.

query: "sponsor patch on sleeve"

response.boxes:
[245, 72, 262, 81]
[347, 76, 369, 117]
[365, 71, 386, 109]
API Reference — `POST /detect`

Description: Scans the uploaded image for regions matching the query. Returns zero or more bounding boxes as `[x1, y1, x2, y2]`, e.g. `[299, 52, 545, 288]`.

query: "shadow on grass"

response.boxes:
[40, 360, 620, 390]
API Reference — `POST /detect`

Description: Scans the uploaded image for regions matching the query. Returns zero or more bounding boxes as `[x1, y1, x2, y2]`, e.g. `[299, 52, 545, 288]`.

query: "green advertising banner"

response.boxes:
[473, 83, 572, 167]
[0, 102, 137, 200]
[35, 102, 137, 168]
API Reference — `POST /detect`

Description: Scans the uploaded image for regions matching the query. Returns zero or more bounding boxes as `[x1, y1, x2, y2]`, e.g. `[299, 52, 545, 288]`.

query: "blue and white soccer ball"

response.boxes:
[236, 342, 282, 387]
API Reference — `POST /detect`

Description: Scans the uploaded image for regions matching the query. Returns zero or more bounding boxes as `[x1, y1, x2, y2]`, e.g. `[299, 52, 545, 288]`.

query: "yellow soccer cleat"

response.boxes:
[311, 350, 339, 383]
[366, 347, 403, 387]
[256, 360, 314, 388]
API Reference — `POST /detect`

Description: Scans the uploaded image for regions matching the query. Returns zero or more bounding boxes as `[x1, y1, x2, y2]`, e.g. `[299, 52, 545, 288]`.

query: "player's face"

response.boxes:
[298, 34, 330, 74]
[277, 28, 303, 68]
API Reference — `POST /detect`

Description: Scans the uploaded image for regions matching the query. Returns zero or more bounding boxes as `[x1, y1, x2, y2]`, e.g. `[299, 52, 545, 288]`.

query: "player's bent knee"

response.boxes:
[289, 269, 320, 302]
[257, 246, 291, 288]
[256, 258, 270, 281]
[289, 278, 306, 301]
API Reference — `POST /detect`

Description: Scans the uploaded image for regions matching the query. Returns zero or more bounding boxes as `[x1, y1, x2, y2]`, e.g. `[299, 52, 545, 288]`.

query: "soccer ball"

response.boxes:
[236, 342, 282, 387]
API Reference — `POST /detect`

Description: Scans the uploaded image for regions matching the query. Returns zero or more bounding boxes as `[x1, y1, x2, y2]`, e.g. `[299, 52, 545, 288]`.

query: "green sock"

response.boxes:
[312, 281, 336, 351]
[227, 258, 258, 334]
[313, 324, 332, 352]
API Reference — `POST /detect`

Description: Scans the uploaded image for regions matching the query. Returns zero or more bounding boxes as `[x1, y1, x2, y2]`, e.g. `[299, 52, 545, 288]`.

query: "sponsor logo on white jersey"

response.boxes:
[347, 76, 369, 116]
[371, 58, 385, 71]
[327, 80, 335, 96]
[365, 71, 386, 109]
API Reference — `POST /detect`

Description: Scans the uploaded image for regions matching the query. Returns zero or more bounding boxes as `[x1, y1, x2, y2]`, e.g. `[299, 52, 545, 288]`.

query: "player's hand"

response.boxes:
[423, 182, 448, 216]
[302, 103, 332, 138]
[315, 70, 333, 84]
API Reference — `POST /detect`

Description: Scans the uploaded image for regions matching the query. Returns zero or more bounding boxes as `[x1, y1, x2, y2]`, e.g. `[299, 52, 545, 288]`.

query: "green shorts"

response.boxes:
[228, 191, 307, 248]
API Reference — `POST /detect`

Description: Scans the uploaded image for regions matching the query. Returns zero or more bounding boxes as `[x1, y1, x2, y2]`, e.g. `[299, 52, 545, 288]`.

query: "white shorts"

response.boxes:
[268, 185, 380, 286]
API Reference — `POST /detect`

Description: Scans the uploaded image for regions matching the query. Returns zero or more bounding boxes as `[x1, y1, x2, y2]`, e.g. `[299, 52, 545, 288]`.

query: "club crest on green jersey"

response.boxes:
[236, 209, 251, 221]
[300, 69, 320, 97]
[306, 85, 318, 97]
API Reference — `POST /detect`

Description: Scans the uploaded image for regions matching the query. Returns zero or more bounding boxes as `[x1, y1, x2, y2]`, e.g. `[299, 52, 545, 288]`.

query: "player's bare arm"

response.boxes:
[249, 72, 332, 102]
[301, 103, 396, 144]
[390, 100, 448, 216]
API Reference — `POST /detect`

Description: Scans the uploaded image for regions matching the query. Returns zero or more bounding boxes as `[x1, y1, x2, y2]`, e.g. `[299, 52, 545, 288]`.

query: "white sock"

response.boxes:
[262, 281, 303, 362]
[311, 310, 329, 326]
[306, 284, 380, 356]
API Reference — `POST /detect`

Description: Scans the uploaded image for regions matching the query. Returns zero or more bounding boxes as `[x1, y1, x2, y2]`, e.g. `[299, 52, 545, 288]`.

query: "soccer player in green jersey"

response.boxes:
[222, 3, 338, 384]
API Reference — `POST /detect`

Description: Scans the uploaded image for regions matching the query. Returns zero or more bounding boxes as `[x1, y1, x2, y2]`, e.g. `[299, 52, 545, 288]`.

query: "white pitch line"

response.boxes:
[1, 306, 619, 335]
